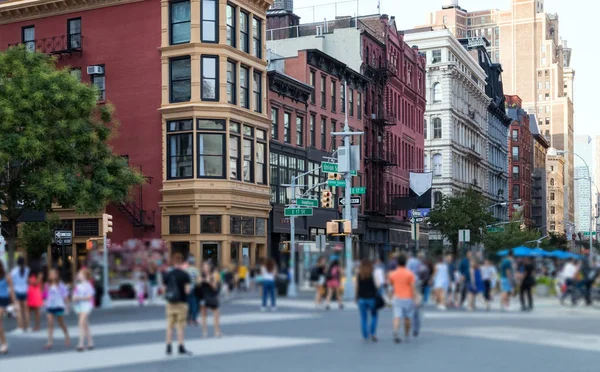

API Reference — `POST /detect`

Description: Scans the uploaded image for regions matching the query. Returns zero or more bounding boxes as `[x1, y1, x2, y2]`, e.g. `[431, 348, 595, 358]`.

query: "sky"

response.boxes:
[290, 0, 596, 137]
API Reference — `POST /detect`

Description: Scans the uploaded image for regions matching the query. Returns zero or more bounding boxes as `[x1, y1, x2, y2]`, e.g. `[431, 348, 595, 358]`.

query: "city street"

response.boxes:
[1, 295, 599, 372]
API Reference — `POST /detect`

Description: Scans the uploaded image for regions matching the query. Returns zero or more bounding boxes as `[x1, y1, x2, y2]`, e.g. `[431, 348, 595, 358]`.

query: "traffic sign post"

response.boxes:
[296, 198, 318, 208]
[351, 187, 366, 194]
[338, 196, 362, 206]
[328, 180, 346, 187]
[284, 208, 314, 217]
[54, 230, 72, 282]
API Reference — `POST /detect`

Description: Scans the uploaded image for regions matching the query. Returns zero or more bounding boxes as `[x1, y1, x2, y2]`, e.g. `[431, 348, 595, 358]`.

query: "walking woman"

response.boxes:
[520, 257, 535, 311]
[261, 259, 277, 311]
[325, 260, 344, 310]
[312, 257, 327, 307]
[198, 262, 221, 338]
[468, 258, 484, 311]
[431, 255, 450, 310]
[0, 260, 16, 354]
[10, 257, 30, 333]
[73, 268, 95, 351]
[43, 269, 70, 350]
[355, 259, 379, 342]
[147, 263, 160, 304]
[27, 268, 43, 331]
[481, 259, 497, 311]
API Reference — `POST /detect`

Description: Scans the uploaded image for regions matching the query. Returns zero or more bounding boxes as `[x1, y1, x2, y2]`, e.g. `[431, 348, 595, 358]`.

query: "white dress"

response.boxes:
[433, 263, 450, 290]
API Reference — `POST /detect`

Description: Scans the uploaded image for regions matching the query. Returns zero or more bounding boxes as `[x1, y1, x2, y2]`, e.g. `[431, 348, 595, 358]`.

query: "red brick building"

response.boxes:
[506, 95, 533, 225]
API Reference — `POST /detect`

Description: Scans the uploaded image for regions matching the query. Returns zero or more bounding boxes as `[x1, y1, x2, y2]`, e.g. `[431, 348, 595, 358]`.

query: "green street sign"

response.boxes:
[583, 231, 597, 237]
[351, 187, 366, 195]
[328, 180, 346, 187]
[487, 227, 505, 233]
[284, 208, 313, 217]
[321, 162, 357, 176]
[296, 198, 318, 207]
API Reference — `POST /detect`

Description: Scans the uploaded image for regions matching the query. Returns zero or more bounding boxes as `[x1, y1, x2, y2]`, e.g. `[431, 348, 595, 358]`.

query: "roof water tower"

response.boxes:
[272, 0, 294, 11]
[442, 0, 459, 9]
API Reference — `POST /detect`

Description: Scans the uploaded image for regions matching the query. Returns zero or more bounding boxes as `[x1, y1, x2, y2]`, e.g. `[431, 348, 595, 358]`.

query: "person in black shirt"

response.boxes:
[163, 253, 191, 355]
[355, 258, 380, 342]
[520, 257, 535, 311]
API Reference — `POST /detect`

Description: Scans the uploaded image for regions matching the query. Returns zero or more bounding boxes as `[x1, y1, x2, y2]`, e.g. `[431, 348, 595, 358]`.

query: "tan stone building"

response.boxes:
[160, 0, 273, 266]
[547, 154, 565, 233]
[420, 0, 575, 229]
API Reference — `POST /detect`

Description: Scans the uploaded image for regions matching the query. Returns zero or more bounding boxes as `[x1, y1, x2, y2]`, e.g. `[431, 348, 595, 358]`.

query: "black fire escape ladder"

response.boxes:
[116, 165, 155, 231]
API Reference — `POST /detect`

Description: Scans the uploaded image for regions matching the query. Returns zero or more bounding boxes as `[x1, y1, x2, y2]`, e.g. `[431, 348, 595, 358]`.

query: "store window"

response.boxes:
[169, 215, 191, 234]
[201, 215, 221, 234]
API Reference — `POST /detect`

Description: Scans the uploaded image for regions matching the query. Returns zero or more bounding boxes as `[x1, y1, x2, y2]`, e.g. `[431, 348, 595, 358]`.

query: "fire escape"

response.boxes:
[115, 165, 156, 231]
[364, 59, 398, 216]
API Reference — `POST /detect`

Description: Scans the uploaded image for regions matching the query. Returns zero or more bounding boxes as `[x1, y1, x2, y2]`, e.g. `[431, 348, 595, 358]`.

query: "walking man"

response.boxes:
[388, 254, 418, 344]
[459, 251, 472, 308]
[163, 252, 192, 355]
[500, 250, 515, 311]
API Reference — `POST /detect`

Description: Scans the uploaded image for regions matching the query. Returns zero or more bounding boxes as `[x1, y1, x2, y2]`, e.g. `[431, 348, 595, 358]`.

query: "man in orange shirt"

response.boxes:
[388, 254, 418, 343]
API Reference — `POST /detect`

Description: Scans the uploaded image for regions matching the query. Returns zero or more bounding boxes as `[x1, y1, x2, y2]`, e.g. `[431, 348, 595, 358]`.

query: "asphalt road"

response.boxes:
[1, 294, 599, 372]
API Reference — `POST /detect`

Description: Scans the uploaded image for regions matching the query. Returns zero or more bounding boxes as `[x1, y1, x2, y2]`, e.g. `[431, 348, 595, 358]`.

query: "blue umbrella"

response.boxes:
[530, 248, 551, 257]
[512, 246, 534, 257]
[496, 249, 509, 256]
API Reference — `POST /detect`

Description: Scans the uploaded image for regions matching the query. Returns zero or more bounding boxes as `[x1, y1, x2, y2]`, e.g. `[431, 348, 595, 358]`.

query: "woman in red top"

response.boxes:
[27, 268, 43, 331]
[325, 260, 344, 310]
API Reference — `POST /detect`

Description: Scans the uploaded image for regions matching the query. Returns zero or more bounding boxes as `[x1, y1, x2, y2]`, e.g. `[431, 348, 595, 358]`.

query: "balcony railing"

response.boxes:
[8, 34, 83, 55]
[366, 149, 397, 167]
[370, 109, 397, 126]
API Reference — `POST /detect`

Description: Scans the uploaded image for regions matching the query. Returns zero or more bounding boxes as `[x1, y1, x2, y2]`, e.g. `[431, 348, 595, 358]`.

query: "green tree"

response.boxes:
[0, 45, 144, 268]
[428, 188, 496, 255]
[19, 214, 62, 260]
[540, 231, 568, 250]
[483, 212, 540, 254]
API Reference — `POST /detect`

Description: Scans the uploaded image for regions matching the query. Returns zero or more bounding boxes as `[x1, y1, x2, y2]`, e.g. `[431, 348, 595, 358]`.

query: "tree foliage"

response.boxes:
[483, 212, 540, 254]
[19, 214, 62, 260]
[428, 188, 496, 255]
[0, 45, 144, 267]
[540, 231, 568, 250]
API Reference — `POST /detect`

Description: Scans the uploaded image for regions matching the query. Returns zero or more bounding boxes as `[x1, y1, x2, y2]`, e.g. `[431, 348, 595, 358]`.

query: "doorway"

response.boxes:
[202, 242, 219, 266]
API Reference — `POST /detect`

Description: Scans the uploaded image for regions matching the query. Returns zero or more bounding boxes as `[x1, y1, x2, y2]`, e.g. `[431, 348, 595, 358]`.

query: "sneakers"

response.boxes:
[437, 304, 447, 311]
[166, 344, 172, 355]
[393, 333, 402, 344]
[178, 345, 192, 355]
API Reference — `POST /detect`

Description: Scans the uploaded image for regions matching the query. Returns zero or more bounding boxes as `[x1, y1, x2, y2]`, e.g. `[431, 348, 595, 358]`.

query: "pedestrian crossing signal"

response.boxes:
[321, 190, 333, 208]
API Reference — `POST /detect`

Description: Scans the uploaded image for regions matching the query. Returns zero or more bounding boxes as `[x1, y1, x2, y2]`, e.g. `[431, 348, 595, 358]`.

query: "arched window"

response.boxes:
[433, 153, 442, 176]
[424, 119, 428, 139]
[433, 83, 442, 103]
[550, 178, 555, 186]
[433, 118, 442, 139]
[424, 154, 429, 171]
[434, 191, 443, 205]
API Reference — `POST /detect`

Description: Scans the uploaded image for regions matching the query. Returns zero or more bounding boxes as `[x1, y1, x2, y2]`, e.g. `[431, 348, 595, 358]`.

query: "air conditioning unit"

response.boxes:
[87, 65, 104, 75]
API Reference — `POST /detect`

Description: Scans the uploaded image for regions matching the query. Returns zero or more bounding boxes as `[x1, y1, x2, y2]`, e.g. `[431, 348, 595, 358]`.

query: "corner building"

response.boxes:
[160, 0, 273, 265]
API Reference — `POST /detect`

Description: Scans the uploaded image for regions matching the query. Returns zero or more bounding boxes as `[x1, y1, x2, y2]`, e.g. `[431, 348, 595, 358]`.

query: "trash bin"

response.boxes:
[276, 274, 288, 297]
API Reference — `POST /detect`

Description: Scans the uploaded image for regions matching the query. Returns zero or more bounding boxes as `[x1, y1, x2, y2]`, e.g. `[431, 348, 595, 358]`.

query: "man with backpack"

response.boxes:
[163, 252, 192, 355]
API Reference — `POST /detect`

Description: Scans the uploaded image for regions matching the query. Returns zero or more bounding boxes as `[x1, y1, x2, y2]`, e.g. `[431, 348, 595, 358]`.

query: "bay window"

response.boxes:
[229, 122, 241, 180]
[243, 126, 254, 182]
[170, 56, 191, 103]
[167, 119, 194, 179]
[197, 119, 225, 178]
[201, 0, 218, 42]
[256, 129, 267, 184]
[226, 4, 236, 47]
[201, 56, 218, 101]
[170, 0, 190, 45]
[240, 66, 249, 108]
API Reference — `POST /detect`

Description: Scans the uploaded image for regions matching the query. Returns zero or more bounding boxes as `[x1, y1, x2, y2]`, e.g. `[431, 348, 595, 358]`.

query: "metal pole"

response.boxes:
[343, 81, 354, 301]
[60, 241, 67, 282]
[288, 178, 298, 297]
[590, 173, 594, 262]
[102, 233, 111, 308]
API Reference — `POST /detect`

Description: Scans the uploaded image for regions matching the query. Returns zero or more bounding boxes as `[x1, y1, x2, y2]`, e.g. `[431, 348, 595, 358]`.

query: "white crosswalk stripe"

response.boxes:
[10, 312, 318, 340]
[0, 335, 330, 372]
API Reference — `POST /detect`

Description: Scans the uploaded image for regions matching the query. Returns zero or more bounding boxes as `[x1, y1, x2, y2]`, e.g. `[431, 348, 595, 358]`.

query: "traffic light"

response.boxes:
[102, 213, 113, 234]
[342, 220, 352, 234]
[326, 221, 339, 235]
[327, 220, 352, 235]
[86, 239, 97, 251]
[327, 173, 342, 180]
[321, 190, 333, 208]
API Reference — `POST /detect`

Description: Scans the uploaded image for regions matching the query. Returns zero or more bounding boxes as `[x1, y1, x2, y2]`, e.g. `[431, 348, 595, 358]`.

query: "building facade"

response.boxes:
[531, 114, 549, 231]
[421, 0, 576, 225]
[506, 95, 533, 224]
[404, 30, 490, 206]
[573, 134, 595, 233]
[547, 154, 565, 233]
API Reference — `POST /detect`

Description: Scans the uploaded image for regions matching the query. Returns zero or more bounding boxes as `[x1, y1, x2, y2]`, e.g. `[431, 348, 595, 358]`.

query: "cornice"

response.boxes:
[0, 0, 144, 25]
[267, 70, 312, 105]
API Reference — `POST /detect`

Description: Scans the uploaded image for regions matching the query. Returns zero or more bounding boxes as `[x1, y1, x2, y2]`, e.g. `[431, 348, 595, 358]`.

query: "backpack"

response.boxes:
[164, 273, 182, 303]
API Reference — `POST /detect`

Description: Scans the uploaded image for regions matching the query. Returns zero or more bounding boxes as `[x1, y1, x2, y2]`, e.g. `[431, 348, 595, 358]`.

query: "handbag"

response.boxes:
[375, 294, 385, 310]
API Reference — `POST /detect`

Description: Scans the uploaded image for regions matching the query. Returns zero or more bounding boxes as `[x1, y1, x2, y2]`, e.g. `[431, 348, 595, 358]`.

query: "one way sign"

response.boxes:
[338, 196, 362, 206]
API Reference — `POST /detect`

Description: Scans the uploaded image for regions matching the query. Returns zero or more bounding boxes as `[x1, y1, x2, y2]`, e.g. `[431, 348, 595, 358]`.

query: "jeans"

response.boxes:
[187, 293, 199, 322]
[520, 285, 533, 310]
[357, 298, 378, 339]
[413, 304, 421, 335]
[422, 285, 431, 304]
[262, 280, 276, 308]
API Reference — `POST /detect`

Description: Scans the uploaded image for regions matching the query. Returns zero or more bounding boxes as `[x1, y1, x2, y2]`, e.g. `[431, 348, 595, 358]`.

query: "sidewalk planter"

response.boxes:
[535, 277, 555, 297]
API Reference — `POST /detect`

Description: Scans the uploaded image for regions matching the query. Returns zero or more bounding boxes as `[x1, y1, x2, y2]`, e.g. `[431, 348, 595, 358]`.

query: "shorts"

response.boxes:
[75, 302, 94, 314]
[0, 297, 10, 308]
[47, 307, 65, 317]
[393, 298, 415, 319]
[166, 302, 188, 329]
[16, 292, 27, 302]
[501, 278, 513, 293]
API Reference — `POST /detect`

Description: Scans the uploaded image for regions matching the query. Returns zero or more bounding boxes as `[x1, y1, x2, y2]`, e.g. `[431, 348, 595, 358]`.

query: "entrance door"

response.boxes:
[202, 242, 219, 265]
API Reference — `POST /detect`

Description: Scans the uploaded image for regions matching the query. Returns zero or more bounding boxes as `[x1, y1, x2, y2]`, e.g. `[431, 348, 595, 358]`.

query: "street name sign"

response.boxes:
[284, 208, 314, 217]
[296, 198, 318, 207]
[328, 180, 346, 187]
[487, 227, 505, 233]
[351, 187, 366, 194]
[321, 162, 357, 176]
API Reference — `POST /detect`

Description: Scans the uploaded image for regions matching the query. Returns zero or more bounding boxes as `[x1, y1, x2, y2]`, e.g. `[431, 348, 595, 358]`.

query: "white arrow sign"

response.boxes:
[55, 230, 72, 238]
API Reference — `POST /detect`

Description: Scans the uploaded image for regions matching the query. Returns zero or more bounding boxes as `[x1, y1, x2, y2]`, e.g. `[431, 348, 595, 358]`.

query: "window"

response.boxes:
[424, 119, 427, 139]
[252, 17, 261, 58]
[512, 185, 521, 199]
[201, 56, 218, 101]
[432, 154, 442, 176]
[340, 83, 346, 113]
[331, 80, 336, 112]
[253, 71, 262, 113]
[538, 94, 543, 101]
[309, 114, 316, 147]
[256, 218, 266, 236]
[201, 215, 221, 234]
[550, 192, 555, 201]
[243, 127, 254, 182]
[284, 112, 291, 143]
[239, 11, 249, 53]
[240, 66, 249, 108]
[551, 206, 556, 214]
[70, 68, 82, 82]
[309, 71, 316, 104]
[332, 121, 337, 149]
[197, 119, 225, 178]
[227, 61, 236, 104]
[271, 108, 278, 140]
[357, 92, 362, 120]
[545, 118, 550, 125]
[550, 178, 555, 186]
[170, 57, 191, 103]
[545, 106, 550, 113]
[91, 67, 106, 101]
[434, 191, 443, 205]
[541, 57, 546, 66]
[550, 222, 556, 230]
[512, 165, 519, 180]
[296, 116, 304, 146]
[550, 166, 554, 172]
[201, 0, 218, 42]
[432, 49, 441, 63]
[538, 81, 542, 90]
[226, 4, 236, 47]
[229, 122, 240, 180]
[512, 146, 519, 160]
[433, 118, 442, 139]
[349, 88, 354, 116]
[320, 76, 326, 108]
[67, 18, 81, 49]
[170, 215, 191, 234]
[170, 0, 191, 44]
[22, 26, 35, 52]
[512, 129, 518, 141]
[545, 93, 550, 100]
[167, 119, 194, 179]
[546, 81, 550, 89]
[256, 130, 267, 184]
[321, 117, 326, 150]
[433, 83, 442, 103]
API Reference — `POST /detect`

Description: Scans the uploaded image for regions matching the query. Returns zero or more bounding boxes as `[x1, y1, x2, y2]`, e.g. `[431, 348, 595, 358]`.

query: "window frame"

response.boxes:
[296, 116, 304, 146]
[252, 17, 262, 58]
[240, 65, 250, 108]
[433, 83, 442, 103]
[256, 133, 267, 185]
[340, 83, 346, 113]
[197, 119, 226, 179]
[320, 75, 326, 109]
[201, 0, 219, 43]
[226, 3, 236, 47]
[309, 70, 316, 104]
[169, 0, 191, 45]
[229, 122, 241, 181]
[201, 55, 219, 102]
[166, 119, 194, 180]
[283, 112, 291, 144]
[21, 25, 35, 52]
[242, 127, 254, 183]
[320, 117, 326, 150]
[239, 11, 250, 53]
[432, 118, 442, 139]
[512, 146, 519, 161]
[348, 88, 354, 116]
[169, 56, 191, 103]
[357, 92, 362, 120]
[67, 18, 82, 50]
[271, 108, 279, 140]
[253, 71, 262, 113]
[331, 80, 336, 112]
[309, 114, 316, 147]
[91, 65, 106, 102]
[227, 60, 237, 104]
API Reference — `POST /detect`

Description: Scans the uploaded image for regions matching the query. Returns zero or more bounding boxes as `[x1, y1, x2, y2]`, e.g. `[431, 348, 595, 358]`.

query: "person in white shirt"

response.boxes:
[73, 268, 96, 351]
[10, 257, 30, 333]
[373, 257, 386, 292]
[480, 259, 498, 311]
[560, 259, 579, 304]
